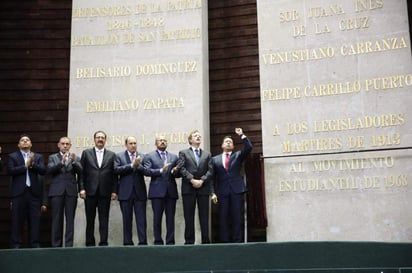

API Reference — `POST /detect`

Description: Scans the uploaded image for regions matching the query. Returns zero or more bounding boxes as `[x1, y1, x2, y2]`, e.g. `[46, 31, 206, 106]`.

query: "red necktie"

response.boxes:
[224, 153, 230, 170]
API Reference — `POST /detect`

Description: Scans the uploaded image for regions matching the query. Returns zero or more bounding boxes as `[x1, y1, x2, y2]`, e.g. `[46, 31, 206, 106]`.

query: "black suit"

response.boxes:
[7, 150, 46, 248]
[81, 147, 116, 246]
[47, 152, 83, 247]
[114, 151, 147, 245]
[178, 147, 213, 244]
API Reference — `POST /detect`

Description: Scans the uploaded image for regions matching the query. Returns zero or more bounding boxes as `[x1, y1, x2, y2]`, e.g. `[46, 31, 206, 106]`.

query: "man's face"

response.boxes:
[58, 137, 71, 153]
[155, 135, 168, 151]
[94, 132, 106, 149]
[221, 137, 234, 152]
[18, 136, 32, 150]
[126, 137, 137, 153]
[190, 132, 202, 146]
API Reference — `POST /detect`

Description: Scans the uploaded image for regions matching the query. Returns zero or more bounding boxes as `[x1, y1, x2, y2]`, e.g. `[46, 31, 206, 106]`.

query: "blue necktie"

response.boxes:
[194, 149, 200, 165]
[161, 151, 167, 163]
[24, 153, 31, 187]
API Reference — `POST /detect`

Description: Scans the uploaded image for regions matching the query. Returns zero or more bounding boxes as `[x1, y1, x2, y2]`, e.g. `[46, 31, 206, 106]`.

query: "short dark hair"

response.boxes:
[93, 130, 107, 139]
[222, 135, 233, 143]
[19, 133, 31, 141]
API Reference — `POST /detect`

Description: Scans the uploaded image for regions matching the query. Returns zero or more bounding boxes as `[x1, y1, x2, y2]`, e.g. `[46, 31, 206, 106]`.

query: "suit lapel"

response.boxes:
[189, 148, 197, 165]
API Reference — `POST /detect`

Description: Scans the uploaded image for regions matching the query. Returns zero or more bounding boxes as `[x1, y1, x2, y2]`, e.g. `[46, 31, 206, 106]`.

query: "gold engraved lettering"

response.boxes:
[313, 113, 405, 133]
[339, 16, 369, 31]
[279, 10, 299, 23]
[160, 28, 201, 41]
[136, 61, 197, 76]
[282, 138, 343, 153]
[72, 6, 133, 18]
[155, 132, 188, 144]
[340, 37, 408, 56]
[303, 81, 361, 97]
[262, 47, 335, 65]
[167, 0, 202, 11]
[355, 0, 384, 12]
[71, 34, 120, 47]
[384, 175, 408, 187]
[86, 99, 139, 113]
[262, 87, 301, 101]
[311, 157, 394, 172]
[365, 74, 412, 91]
[143, 97, 184, 110]
[307, 4, 345, 18]
[77, 66, 131, 79]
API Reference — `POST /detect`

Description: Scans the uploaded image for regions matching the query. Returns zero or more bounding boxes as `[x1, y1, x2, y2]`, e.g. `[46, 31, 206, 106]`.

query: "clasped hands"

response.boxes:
[190, 178, 203, 189]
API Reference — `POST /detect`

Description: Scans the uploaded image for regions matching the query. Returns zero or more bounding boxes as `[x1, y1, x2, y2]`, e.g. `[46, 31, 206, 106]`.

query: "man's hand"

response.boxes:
[191, 179, 203, 189]
[26, 152, 35, 167]
[235, 128, 243, 136]
[162, 162, 171, 172]
[111, 193, 118, 201]
[211, 193, 218, 204]
[132, 155, 142, 167]
[79, 190, 86, 199]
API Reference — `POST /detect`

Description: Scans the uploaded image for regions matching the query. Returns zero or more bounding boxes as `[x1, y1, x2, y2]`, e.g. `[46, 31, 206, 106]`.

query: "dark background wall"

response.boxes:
[0, 0, 265, 248]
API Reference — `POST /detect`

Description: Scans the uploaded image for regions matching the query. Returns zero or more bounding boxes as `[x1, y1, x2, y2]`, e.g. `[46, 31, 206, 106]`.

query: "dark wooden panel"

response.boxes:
[0, 0, 72, 248]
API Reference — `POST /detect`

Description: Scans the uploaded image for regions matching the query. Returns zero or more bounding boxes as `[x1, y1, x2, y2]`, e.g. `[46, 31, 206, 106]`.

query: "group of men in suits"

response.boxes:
[4, 128, 252, 248]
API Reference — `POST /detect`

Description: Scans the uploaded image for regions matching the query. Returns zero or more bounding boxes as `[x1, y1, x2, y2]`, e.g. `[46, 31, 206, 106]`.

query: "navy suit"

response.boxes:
[7, 150, 46, 248]
[114, 151, 147, 245]
[143, 150, 179, 245]
[47, 152, 83, 247]
[178, 147, 213, 244]
[212, 137, 252, 243]
[81, 147, 117, 246]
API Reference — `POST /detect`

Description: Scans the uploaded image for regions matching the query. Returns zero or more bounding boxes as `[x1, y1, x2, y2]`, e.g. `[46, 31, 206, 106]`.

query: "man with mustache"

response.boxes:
[80, 131, 117, 246]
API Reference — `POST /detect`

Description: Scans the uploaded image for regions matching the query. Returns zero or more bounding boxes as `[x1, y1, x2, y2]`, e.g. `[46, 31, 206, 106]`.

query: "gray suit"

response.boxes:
[47, 152, 82, 247]
[178, 147, 213, 244]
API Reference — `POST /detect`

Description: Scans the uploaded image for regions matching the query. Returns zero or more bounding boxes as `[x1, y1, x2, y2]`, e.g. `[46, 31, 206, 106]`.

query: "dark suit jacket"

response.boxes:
[178, 147, 213, 195]
[47, 152, 83, 197]
[114, 151, 147, 201]
[143, 150, 179, 199]
[7, 151, 46, 198]
[212, 137, 253, 197]
[80, 147, 117, 197]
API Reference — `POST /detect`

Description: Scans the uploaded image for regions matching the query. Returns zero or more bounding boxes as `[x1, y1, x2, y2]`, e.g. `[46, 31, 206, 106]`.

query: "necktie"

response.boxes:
[97, 150, 103, 167]
[161, 151, 167, 162]
[65, 153, 70, 166]
[24, 153, 31, 187]
[224, 153, 230, 171]
[130, 153, 135, 162]
[194, 149, 200, 165]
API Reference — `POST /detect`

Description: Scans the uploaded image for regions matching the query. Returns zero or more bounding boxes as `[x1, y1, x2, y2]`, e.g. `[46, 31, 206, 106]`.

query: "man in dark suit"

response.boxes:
[7, 134, 46, 248]
[143, 135, 180, 245]
[178, 130, 213, 244]
[47, 136, 83, 247]
[80, 130, 117, 246]
[114, 136, 147, 245]
[212, 128, 252, 243]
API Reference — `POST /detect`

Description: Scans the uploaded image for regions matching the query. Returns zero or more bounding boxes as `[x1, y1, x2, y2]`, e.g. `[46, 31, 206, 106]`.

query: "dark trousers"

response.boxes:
[151, 196, 176, 245]
[182, 193, 210, 244]
[50, 195, 77, 247]
[84, 194, 111, 246]
[10, 188, 41, 248]
[218, 192, 244, 243]
[120, 191, 147, 245]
